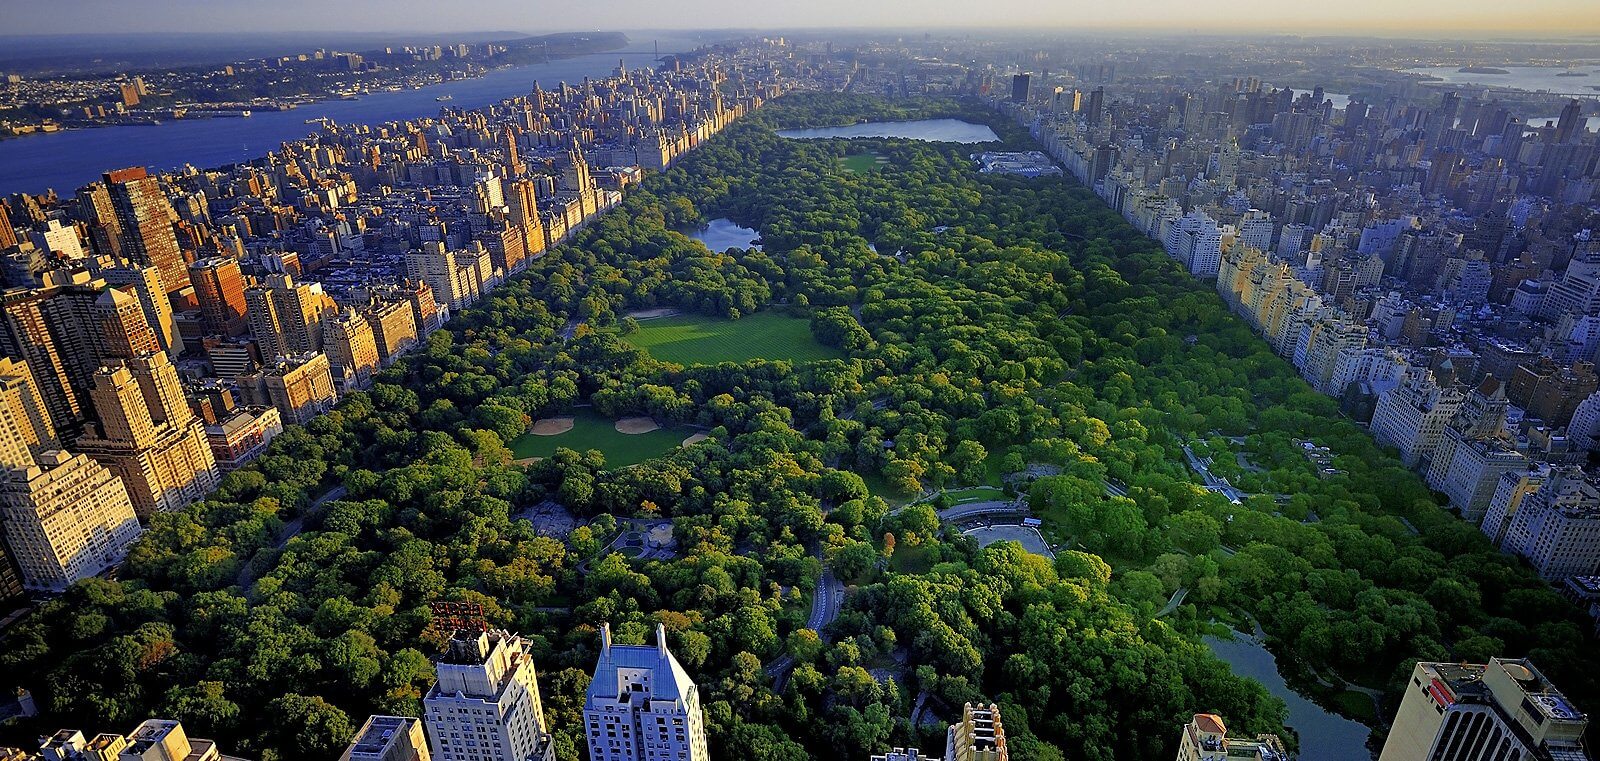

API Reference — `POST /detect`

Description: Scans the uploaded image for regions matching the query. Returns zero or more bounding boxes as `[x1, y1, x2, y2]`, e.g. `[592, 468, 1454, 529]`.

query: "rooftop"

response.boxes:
[347, 715, 415, 757]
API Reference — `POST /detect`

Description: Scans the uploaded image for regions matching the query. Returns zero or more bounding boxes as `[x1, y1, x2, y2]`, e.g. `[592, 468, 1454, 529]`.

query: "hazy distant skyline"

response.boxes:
[3, 0, 1599, 37]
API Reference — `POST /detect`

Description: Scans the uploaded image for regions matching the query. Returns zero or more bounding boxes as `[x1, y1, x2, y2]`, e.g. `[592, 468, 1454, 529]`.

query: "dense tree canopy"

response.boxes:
[3, 92, 1595, 759]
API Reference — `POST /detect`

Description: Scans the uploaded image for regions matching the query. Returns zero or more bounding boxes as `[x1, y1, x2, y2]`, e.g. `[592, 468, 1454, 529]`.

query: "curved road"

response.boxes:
[766, 564, 844, 683]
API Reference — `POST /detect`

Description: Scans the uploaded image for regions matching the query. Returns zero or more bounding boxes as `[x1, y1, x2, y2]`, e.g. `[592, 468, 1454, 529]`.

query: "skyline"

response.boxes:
[3, 0, 1600, 37]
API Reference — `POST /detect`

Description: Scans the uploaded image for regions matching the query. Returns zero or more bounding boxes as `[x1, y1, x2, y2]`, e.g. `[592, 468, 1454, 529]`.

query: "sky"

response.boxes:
[2, 0, 1598, 37]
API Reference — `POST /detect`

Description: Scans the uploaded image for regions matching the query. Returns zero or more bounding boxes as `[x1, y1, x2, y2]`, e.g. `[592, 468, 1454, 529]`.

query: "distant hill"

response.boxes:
[0, 30, 627, 77]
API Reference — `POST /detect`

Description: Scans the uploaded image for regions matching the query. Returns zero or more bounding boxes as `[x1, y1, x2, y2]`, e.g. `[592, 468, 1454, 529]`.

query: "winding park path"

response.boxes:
[234, 485, 347, 592]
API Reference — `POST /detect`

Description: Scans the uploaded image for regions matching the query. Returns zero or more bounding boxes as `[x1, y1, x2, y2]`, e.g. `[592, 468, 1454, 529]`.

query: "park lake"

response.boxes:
[1205, 632, 1374, 761]
[776, 118, 1000, 143]
[682, 218, 763, 251]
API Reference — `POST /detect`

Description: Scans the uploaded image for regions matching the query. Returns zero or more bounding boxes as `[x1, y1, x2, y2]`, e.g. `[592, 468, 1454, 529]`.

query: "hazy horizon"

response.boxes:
[2, 0, 1598, 38]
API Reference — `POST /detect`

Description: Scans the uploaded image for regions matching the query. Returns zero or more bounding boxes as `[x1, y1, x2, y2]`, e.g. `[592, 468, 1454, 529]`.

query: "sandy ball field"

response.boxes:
[530, 417, 575, 435]
[615, 416, 661, 434]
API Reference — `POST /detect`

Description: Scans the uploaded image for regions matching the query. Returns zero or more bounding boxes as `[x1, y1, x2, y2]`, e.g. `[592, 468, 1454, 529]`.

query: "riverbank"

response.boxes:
[0, 36, 701, 194]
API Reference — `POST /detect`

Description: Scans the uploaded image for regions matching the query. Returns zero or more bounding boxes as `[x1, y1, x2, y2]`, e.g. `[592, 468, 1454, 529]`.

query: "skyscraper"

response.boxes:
[423, 629, 554, 761]
[189, 257, 249, 337]
[246, 273, 330, 360]
[75, 352, 220, 516]
[0, 270, 109, 432]
[93, 260, 179, 357]
[584, 623, 708, 761]
[1010, 74, 1030, 104]
[323, 307, 380, 392]
[506, 179, 548, 260]
[94, 287, 161, 359]
[0, 204, 16, 249]
[1556, 98, 1584, 145]
[103, 168, 189, 294]
[1378, 658, 1588, 761]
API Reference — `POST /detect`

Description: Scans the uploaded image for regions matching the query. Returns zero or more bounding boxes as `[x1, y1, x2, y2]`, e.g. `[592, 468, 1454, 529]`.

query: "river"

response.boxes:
[0, 33, 710, 195]
[1204, 632, 1373, 761]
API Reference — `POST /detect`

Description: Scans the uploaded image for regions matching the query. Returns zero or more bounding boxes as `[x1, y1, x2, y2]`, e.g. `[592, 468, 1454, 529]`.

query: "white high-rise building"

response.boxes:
[1498, 466, 1600, 580]
[0, 358, 142, 592]
[1378, 659, 1589, 761]
[1371, 368, 1464, 469]
[1165, 210, 1222, 277]
[423, 630, 554, 761]
[1237, 209, 1275, 253]
[1570, 390, 1600, 451]
[584, 623, 708, 761]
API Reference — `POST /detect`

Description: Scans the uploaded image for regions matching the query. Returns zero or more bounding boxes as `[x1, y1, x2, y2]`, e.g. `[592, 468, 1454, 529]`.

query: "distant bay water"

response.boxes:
[0, 34, 707, 195]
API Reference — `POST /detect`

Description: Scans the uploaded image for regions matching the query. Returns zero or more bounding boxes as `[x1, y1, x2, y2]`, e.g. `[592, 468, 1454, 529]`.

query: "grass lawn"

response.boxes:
[939, 486, 1006, 504]
[619, 312, 845, 365]
[510, 409, 688, 468]
[888, 543, 937, 574]
[838, 151, 888, 173]
[860, 471, 915, 508]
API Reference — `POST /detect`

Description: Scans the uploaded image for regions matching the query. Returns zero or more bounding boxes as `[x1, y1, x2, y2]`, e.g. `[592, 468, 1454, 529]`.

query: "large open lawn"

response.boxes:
[620, 312, 844, 365]
[510, 409, 689, 468]
[838, 151, 889, 173]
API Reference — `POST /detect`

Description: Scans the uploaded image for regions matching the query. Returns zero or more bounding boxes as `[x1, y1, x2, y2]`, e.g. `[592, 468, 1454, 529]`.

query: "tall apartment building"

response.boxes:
[323, 307, 380, 392]
[423, 630, 554, 761]
[946, 703, 1008, 761]
[406, 242, 491, 311]
[1378, 659, 1589, 761]
[1496, 466, 1600, 580]
[1166, 210, 1223, 277]
[237, 352, 337, 426]
[1371, 368, 1465, 469]
[188, 257, 249, 337]
[1508, 359, 1599, 426]
[16, 719, 235, 761]
[341, 715, 431, 761]
[1174, 713, 1287, 761]
[95, 287, 162, 360]
[505, 178, 548, 261]
[363, 297, 420, 364]
[103, 168, 189, 294]
[0, 358, 142, 592]
[92, 259, 179, 358]
[245, 273, 330, 360]
[1426, 432, 1528, 523]
[0, 269, 108, 431]
[584, 623, 708, 761]
[75, 353, 220, 517]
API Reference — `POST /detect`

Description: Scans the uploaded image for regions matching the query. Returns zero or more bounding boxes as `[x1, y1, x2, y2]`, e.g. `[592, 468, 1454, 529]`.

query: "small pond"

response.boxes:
[1204, 632, 1373, 761]
[682, 218, 762, 251]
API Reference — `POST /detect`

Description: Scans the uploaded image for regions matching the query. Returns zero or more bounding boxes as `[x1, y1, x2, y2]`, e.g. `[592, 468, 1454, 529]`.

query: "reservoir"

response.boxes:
[0, 35, 703, 195]
[776, 118, 999, 143]
[683, 218, 762, 251]
[1204, 632, 1374, 761]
